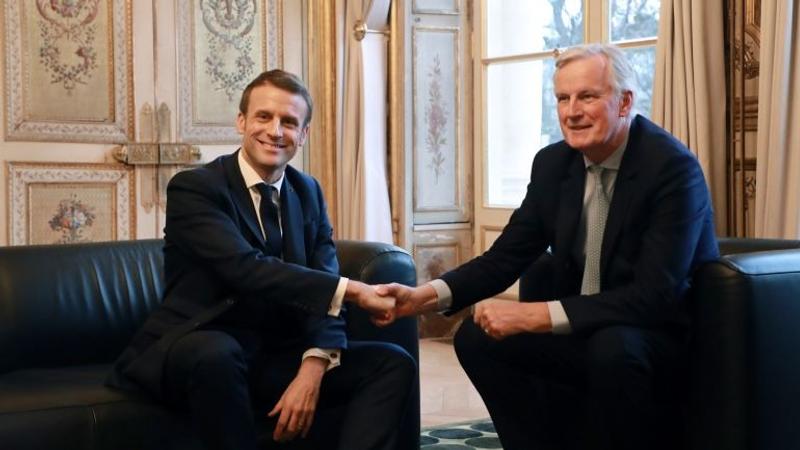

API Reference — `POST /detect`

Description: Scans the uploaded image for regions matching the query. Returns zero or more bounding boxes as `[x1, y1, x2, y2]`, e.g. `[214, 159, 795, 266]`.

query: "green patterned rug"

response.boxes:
[421, 418, 501, 449]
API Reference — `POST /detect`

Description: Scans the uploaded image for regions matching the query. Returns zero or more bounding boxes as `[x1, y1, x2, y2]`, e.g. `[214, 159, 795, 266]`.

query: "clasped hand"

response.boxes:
[344, 280, 396, 320]
[364, 283, 554, 338]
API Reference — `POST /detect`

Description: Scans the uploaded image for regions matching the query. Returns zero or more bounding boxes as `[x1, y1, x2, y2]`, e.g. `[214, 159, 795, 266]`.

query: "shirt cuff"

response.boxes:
[429, 279, 452, 312]
[328, 277, 348, 317]
[302, 348, 341, 371]
[547, 300, 572, 334]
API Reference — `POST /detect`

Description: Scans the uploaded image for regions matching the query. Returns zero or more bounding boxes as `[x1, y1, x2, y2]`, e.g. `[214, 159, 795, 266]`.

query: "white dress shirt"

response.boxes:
[238, 151, 346, 369]
[430, 134, 629, 335]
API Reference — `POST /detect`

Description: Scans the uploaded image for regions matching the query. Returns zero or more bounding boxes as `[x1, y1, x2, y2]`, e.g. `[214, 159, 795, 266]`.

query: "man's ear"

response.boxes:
[619, 90, 634, 117]
[298, 125, 310, 146]
[236, 112, 245, 134]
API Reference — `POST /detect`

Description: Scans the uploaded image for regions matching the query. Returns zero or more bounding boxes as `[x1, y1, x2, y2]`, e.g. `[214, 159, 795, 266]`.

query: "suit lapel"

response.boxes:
[600, 118, 643, 274]
[555, 152, 586, 259]
[222, 151, 266, 250]
[280, 177, 307, 265]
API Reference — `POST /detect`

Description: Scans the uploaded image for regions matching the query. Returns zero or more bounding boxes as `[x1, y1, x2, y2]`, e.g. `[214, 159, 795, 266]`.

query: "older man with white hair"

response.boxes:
[379, 43, 719, 450]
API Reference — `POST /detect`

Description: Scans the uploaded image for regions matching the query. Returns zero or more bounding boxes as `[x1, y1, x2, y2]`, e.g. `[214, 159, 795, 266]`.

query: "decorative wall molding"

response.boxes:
[3, 0, 134, 142]
[726, 0, 761, 237]
[176, 0, 283, 143]
[412, 25, 463, 215]
[413, 0, 459, 15]
[6, 162, 135, 245]
[413, 227, 471, 338]
[733, 96, 759, 131]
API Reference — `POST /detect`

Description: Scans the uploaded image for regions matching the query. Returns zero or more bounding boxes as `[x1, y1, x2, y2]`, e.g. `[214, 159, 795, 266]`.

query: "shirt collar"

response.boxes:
[237, 150, 284, 193]
[583, 129, 629, 171]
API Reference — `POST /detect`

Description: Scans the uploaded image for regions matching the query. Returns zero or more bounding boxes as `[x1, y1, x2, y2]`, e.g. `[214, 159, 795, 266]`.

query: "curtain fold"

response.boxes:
[336, 0, 394, 243]
[651, 0, 727, 235]
[754, 0, 800, 238]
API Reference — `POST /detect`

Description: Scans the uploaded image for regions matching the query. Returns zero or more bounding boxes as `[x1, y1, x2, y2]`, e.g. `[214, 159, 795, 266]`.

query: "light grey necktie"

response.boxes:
[581, 165, 609, 295]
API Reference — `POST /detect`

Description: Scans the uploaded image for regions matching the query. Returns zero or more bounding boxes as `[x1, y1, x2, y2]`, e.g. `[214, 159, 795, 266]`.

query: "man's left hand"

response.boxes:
[268, 357, 327, 442]
[473, 299, 552, 339]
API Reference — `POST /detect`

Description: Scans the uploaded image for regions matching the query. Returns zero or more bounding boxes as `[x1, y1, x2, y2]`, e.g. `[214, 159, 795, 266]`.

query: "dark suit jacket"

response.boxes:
[107, 151, 346, 398]
[442, 115, 719, 335]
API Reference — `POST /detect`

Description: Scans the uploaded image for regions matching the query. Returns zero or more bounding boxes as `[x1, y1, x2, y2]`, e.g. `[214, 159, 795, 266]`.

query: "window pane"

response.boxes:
[623, 46, 656, 118]
[609, 0, 660, 42]
[486, 59, 559, 207]
[487, 0, 583, 58]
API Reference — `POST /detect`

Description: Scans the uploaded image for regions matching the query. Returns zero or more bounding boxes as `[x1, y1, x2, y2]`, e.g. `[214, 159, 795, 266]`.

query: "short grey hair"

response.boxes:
[554, 43, 637, 97]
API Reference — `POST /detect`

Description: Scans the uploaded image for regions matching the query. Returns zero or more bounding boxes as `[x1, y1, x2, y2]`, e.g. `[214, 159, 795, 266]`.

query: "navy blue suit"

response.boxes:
[450, 116, 719, 450]
[108, 151, 415, 450]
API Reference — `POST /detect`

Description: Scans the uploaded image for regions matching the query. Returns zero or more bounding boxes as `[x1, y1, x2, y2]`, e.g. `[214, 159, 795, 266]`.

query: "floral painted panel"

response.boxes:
[177, 0, 282, 143]
[24, 0, 110, 121]
[31, 184, 114, 244]
[4, 0, 133, 142]
[7, 162, 135, 245]
[413, 228, 472, 338]
[413, 27, 459, 212]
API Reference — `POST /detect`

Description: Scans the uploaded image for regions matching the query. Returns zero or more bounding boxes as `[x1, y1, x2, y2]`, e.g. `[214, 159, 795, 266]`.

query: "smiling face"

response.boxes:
[554, 54, 633, 163]
[237, 82, 309, 182]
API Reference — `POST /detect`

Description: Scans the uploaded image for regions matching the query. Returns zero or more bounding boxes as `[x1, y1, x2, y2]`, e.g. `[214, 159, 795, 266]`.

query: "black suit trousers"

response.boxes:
[454, 319, 685, 450]
[163, 327, 417, 450]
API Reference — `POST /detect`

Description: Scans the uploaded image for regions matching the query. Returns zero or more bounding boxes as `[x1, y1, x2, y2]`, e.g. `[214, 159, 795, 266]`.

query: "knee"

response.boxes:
[373, 343, 418, 384]
[454, 319, 490, 368]
[586, 327, 653, 383]
[173, 332, 248, 380]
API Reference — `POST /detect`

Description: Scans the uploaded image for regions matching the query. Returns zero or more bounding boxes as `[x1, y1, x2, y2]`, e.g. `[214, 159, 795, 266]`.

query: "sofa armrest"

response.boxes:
[334, 240, 418, 359]
[334, 239, 420, 450]
[717, 237, 800, 256]
[689, 248, 800, 450]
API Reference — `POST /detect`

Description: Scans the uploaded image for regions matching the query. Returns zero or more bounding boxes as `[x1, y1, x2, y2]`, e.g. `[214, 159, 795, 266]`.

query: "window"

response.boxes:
[481, 0, 660, 207]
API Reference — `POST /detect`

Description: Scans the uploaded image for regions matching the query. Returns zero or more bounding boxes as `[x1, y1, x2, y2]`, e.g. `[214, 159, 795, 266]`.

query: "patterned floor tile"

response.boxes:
[421, 419, 502, 449]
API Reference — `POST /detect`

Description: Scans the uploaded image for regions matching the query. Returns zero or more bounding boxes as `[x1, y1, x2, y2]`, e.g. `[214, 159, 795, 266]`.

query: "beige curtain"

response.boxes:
[336, 0, 393, 243]
[754, 0, 800, 238]
[651, 0, 727, 235]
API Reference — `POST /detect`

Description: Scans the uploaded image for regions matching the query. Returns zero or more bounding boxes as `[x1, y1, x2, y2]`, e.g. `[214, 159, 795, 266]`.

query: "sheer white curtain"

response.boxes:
[754, 0, 800, 238]
[336, 0, 393, 243]
[651, 0, 727, 234]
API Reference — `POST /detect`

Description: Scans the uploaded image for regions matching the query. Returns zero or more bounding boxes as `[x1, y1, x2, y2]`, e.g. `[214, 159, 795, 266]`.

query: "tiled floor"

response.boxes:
[419, 338, 490, 427]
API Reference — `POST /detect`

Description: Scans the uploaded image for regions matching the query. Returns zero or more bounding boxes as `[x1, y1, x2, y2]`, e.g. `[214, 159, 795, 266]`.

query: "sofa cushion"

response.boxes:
[0, 240, 165, 374]
[0, 364, 203, 450]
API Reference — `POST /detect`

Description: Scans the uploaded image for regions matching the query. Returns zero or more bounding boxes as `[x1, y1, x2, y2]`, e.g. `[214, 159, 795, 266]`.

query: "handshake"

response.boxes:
[344, 280, 439, 326]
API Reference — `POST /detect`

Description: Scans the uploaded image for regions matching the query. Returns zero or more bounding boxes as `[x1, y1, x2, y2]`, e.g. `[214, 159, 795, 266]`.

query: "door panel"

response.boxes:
[1, 0, 300, 246]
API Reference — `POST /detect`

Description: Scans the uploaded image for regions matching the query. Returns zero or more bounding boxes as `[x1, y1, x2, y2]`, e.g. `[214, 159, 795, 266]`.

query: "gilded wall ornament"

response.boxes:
[201, 0, 258, 101]
[35, 0, 102, 93]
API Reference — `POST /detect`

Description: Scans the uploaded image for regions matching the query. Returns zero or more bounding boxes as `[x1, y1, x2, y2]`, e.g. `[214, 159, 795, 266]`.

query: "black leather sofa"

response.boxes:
[519, 237, 800, 450]
[0, 239, 420, 450]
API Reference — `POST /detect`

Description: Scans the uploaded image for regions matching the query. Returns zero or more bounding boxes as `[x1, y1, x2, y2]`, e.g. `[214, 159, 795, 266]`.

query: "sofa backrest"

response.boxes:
[0, 239, 165, 373]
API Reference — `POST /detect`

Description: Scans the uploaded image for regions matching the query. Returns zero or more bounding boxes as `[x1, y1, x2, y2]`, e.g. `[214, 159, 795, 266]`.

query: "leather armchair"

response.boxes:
[518, 238, 800, 450]
[688, 238, 800, 450]
[0, 239, 419, 450]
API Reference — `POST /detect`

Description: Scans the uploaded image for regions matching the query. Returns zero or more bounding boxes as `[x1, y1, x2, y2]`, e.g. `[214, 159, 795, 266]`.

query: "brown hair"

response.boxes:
[238, 69, 313, 126]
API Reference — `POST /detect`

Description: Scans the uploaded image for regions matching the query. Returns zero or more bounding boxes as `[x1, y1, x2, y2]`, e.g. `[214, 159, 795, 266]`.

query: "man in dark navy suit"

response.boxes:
[379, 44, 719, 450]
[107, 70, 415, 450]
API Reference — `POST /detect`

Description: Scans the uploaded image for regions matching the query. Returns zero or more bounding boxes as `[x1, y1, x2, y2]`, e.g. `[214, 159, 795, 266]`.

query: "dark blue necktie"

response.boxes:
[256, 184, 282, 258]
